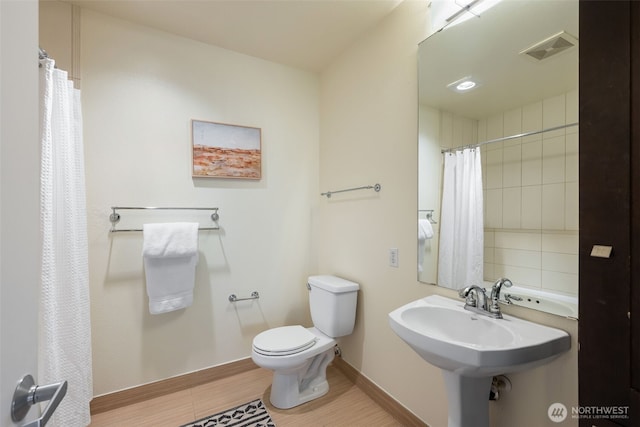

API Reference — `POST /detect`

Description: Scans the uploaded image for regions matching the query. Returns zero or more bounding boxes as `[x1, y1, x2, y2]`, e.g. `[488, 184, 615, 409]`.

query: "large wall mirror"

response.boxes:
[418, 0, 579, 318]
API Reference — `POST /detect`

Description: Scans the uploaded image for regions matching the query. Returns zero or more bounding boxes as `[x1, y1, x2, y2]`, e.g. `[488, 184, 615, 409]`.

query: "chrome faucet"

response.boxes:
[458, 278, 513, 319]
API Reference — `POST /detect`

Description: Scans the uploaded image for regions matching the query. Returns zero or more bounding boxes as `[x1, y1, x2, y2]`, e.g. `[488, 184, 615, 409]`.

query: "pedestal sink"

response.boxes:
[388, 295, 570, 427]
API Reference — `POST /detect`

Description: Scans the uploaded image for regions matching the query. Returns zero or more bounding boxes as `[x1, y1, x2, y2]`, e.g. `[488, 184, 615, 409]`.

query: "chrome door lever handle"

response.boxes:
[11, 374, 67, 427]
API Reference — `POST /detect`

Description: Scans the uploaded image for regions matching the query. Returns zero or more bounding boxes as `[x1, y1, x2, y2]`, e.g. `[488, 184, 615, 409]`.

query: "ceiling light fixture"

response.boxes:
[440, 0, 504, 30]
[456, 80, 476, 91]
[447, 76, 480, 93]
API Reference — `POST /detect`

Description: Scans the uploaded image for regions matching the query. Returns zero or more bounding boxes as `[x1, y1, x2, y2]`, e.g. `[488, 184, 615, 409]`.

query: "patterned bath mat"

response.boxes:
[180, 398, 275, 427]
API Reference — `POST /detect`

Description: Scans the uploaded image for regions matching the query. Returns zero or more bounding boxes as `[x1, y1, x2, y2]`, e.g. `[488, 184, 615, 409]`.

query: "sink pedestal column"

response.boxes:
[441, 371, 492, 427]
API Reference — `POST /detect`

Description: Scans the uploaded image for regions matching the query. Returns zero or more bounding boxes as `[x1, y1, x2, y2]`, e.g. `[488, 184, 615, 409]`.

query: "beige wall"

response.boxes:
[39, 0, 80, 86]
[80, 10, 319, 396]
[319, 1, 578, 426]
[40, 1, 579, 425]
[318, 2, 448, 425]
[1, 2, 41, 424]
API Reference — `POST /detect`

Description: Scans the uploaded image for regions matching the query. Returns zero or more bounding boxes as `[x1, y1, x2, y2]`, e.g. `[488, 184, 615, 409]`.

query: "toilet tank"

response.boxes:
[308, 275, 359, 338]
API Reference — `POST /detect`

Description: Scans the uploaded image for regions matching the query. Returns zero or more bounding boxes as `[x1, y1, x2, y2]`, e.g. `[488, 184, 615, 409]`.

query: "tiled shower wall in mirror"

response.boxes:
[440, 90, 578, 295]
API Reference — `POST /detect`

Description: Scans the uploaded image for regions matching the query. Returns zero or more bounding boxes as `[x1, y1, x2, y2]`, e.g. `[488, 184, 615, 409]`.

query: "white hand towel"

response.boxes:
[418, 219, 434, 273]
[142, 222, 199, 314]
[418, 219, 434, 241]
[143, 222, 199, 258]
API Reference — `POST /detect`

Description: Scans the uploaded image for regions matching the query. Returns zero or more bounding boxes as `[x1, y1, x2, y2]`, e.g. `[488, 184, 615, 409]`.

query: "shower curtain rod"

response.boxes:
[39, 47, 56, 69]
[441, 122, 578, 154]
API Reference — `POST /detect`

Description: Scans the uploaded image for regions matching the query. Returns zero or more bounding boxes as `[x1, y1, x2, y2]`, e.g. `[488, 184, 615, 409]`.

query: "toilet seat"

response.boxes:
[253, 325, 317, 356]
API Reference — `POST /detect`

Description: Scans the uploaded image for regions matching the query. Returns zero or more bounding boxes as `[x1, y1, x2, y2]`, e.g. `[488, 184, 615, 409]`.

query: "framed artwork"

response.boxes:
[191, 120, 262, 179]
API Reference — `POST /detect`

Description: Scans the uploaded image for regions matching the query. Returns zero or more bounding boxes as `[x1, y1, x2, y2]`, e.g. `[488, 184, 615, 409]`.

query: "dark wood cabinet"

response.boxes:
[579, 1, 639, 426]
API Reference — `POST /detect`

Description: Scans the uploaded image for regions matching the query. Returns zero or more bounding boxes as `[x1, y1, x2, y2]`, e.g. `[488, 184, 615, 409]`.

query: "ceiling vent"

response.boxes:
[520, 31, 578, 61]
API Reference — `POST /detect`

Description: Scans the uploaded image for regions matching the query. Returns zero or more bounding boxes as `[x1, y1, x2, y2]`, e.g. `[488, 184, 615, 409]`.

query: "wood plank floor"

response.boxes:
[89, 364, 405, 426]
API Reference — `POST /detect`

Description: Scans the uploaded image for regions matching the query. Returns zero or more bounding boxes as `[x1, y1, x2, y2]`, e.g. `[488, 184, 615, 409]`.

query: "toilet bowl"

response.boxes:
[252, 326, 337, 409]
[251, 275, 359, 409]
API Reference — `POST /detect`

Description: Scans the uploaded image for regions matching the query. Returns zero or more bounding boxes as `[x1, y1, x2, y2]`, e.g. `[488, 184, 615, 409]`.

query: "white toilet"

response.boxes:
[251, 275, 359, 409]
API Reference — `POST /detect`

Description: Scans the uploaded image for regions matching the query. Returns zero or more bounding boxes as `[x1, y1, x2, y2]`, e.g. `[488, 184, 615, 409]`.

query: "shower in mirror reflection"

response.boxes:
[437, 148, 484, 290]
[416, 0, 579, 317]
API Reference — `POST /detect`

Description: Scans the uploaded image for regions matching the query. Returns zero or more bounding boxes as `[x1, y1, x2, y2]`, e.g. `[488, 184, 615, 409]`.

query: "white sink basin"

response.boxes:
[389, 294, 570, 376]
[389, 294, 571, 426]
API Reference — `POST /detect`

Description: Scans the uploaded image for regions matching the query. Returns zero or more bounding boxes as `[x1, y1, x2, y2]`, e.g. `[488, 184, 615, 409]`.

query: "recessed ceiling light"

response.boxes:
[456, 80, 476, 91]
[447, 76, 480, 93]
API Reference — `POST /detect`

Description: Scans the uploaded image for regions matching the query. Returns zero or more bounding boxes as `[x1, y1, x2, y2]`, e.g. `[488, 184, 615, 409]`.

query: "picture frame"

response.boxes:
[191, 119, 262, 179]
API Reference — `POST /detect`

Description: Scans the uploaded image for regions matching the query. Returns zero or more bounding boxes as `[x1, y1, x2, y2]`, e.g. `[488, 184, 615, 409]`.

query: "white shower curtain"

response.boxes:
[437, 148, 484, 290]
[39, 58, 92, 427]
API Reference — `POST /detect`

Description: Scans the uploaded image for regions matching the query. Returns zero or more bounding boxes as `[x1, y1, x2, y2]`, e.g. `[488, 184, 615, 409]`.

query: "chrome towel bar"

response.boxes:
[321, 183, 381, 198]
[419, 209, 437, 224]
[109, 206, 220, 233]
[228, 291, 260, 302]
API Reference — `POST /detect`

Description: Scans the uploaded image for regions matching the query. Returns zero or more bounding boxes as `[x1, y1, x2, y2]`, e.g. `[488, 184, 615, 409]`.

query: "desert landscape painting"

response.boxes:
[192, 120, 261, 179]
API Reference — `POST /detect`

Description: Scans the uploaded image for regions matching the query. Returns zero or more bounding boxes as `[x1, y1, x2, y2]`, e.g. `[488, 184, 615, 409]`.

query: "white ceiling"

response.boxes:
[67, 0, 404, 73]
[419, 0, 578, 119]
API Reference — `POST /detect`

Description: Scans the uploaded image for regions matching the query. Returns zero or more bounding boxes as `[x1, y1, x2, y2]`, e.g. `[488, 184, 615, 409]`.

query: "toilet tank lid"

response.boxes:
[308, 275, 359, 293]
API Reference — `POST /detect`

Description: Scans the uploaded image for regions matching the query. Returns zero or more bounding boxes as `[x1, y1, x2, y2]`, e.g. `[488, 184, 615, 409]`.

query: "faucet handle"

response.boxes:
[458, 286, 477, 307]
[503, 293, 522, 304]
